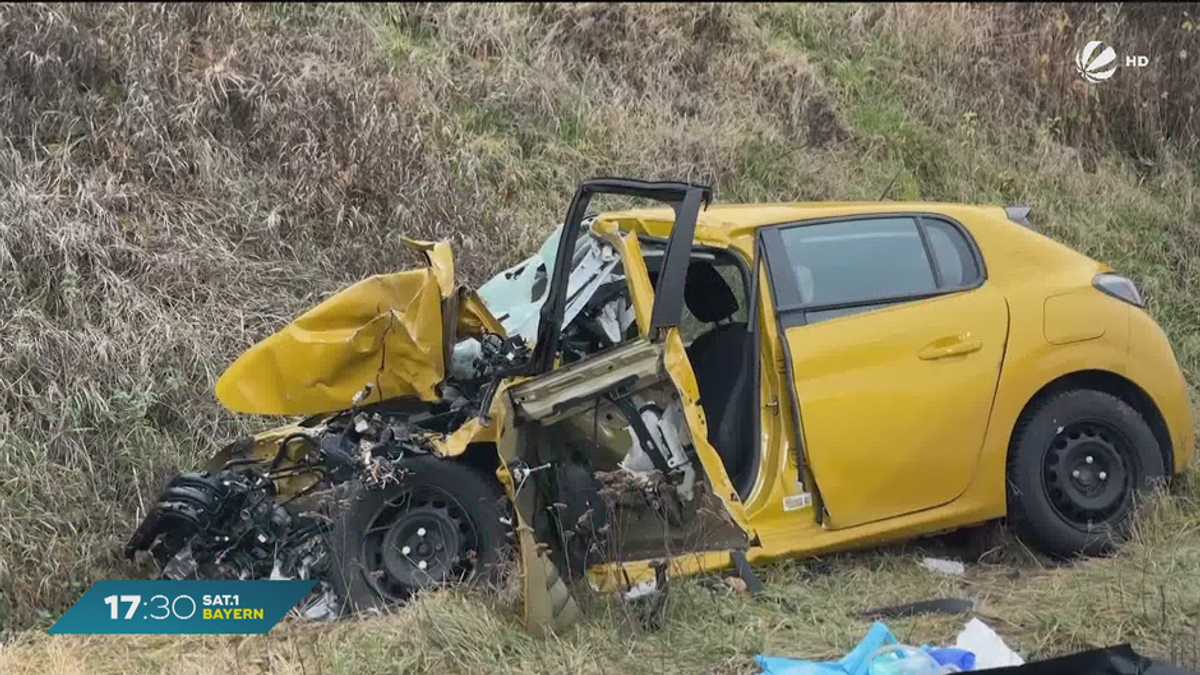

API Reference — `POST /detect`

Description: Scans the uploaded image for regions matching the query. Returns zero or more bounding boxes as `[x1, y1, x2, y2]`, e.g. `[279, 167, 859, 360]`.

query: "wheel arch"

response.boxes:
[449, 441, 505, 485]
[1009, 369, 1174, 473]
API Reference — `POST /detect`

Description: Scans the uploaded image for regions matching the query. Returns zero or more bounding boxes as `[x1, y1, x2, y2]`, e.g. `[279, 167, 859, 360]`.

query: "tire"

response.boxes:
[547, 462, 608, 579]
[325, 455, 511, 613]
[1007, 389, 1166, 558]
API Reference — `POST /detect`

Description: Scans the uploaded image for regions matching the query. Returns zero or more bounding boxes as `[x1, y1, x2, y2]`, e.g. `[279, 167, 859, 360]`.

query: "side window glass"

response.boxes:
[924, 219, 980, 288]
[779, 217, 935, 308]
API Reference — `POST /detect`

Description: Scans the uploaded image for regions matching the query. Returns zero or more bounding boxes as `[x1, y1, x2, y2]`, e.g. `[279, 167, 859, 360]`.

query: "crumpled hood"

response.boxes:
[215, 238, 500, 416]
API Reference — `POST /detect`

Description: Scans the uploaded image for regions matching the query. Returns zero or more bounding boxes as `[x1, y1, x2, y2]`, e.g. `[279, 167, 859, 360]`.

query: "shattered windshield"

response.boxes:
[452, 221, 633, 376]
[474, 220, 614, 343]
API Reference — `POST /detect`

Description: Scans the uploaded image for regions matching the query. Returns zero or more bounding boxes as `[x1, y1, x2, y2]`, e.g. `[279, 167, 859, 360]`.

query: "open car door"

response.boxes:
[502, 179, 751, 574]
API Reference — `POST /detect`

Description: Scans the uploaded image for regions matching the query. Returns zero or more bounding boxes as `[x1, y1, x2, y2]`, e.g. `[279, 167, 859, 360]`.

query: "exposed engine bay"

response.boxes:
[126, 222, 746, 621]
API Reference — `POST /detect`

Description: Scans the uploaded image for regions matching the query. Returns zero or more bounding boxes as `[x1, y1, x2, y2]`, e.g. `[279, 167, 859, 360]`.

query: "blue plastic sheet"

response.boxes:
[755, 622, 900, 675]
[755, 623, 981, 674]
[759, 631, 1199, 675]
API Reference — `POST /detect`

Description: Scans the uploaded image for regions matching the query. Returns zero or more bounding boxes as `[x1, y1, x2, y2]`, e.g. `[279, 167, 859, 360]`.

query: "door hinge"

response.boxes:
[765, 397, 780, 415]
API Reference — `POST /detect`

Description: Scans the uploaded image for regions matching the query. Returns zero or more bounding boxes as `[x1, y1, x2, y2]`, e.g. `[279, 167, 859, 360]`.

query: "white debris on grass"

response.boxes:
[623, 579, 659, 602]
[920, 557, 966, 576]
[955, 617, 1025, 668]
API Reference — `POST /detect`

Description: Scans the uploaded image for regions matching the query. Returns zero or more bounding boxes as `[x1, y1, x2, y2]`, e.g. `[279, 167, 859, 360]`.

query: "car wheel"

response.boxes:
[326, 455, 511, 613]
[1007, 389, 1165, 558]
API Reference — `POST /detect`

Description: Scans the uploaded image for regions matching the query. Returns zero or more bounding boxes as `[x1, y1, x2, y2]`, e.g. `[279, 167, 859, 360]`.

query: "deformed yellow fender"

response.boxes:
[214, 238, 462, 416]
[212, 236, 579, 635]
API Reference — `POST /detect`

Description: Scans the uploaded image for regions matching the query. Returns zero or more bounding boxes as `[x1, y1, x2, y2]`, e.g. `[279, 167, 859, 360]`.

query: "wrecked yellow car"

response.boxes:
[127, 178, 1194, 634]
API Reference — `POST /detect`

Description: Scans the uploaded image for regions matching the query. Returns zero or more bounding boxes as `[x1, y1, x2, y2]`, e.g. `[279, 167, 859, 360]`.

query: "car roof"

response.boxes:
[597, 201, 1008, 242]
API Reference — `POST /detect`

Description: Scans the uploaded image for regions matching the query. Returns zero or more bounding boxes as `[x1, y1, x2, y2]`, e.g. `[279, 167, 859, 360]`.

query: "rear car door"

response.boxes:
[761, 215, 1008, 529]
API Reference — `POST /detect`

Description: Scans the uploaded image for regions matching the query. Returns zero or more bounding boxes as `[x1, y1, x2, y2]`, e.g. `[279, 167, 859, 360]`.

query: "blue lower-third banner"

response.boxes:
[48, 580, 317, 634]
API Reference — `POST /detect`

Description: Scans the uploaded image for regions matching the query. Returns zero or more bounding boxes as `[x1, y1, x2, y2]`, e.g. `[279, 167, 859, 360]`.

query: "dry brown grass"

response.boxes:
[3, 478, 1200, 674]
[1, 2, 1199, 670]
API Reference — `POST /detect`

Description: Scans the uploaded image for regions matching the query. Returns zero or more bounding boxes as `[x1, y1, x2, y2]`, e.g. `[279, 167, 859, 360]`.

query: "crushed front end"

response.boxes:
[124, 226, 638, 631]
[126, 179, 747, 635]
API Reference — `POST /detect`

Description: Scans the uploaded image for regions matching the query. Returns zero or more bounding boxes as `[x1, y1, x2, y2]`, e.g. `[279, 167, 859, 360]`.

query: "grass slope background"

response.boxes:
[1, 2, 1199, 672]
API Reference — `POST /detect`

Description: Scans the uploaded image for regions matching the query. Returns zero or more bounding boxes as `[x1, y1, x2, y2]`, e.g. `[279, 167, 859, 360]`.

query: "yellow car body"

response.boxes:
[586, 201, 1194, 588]
[129, 180, 1193, 636]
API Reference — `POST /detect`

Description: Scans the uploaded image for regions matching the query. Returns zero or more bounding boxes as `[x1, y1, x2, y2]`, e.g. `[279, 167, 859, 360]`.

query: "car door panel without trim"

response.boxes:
[522, 180, 750, 559]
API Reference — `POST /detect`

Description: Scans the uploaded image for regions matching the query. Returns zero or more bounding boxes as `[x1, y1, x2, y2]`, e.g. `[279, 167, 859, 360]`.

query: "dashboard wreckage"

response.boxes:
[127, 177, 1194, 635]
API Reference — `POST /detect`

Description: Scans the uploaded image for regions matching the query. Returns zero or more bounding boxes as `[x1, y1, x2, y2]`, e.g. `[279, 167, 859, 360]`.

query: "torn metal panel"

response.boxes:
[508, 339, 662, 424]
[456, 287, 506, 338]
[591, 221, 655, 337]
[399, 236, 456, 299]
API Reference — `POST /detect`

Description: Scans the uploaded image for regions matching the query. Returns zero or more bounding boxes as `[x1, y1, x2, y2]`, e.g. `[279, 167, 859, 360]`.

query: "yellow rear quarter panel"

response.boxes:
[1128, 307, 1196, 472]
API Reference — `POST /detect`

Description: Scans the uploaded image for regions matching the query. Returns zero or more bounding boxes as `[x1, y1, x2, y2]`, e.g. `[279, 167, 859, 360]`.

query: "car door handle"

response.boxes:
[918, 337, 983, 360]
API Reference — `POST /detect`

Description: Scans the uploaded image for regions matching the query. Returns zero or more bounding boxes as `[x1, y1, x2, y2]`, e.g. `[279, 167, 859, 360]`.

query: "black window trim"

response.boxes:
[761, 212, 987, 325]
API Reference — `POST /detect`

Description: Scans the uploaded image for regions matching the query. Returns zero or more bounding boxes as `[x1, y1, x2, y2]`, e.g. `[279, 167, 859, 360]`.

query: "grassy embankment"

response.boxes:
[2, 4, 1198, 673]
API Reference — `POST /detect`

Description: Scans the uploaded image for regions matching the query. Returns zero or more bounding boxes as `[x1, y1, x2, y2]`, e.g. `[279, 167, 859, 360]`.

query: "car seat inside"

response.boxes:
[681, 260, 757, 494]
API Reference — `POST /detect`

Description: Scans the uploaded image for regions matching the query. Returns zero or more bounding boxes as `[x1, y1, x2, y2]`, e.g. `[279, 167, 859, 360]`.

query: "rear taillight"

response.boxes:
[1005, 205, 1033, 228]
[1093, 273, 1144, 307]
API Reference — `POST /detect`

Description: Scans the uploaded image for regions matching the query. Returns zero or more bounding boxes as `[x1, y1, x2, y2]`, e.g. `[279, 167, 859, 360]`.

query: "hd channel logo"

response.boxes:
[48, 580, 316, 634]
[1074, 40, 1150, 84]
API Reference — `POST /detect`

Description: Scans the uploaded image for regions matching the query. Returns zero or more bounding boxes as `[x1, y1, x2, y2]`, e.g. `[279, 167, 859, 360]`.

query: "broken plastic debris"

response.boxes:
[920, 557, 965, 576]
[162, 546, 198, 580]
[954, 618, 1024, 668]
[622, 579, 658, 601]
[756, 622, 978, 674]
[723, 577, 749, 594]
[300, 584, 339, 621]
[865, 644, 963, 674]
[756, 621, 899, 675]
[269, 560, 289, 581]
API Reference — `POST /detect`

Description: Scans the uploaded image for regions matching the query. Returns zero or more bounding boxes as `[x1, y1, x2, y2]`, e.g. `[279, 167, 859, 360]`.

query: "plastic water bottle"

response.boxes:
[868, 645, 962, 675]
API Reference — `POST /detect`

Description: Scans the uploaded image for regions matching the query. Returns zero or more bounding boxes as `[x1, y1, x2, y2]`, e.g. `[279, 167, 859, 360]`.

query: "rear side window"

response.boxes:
[771, 215, 983, 323]
[779, 217, 935, 307]
[924, 219, 980, 288]
[643, 244, 749, 343]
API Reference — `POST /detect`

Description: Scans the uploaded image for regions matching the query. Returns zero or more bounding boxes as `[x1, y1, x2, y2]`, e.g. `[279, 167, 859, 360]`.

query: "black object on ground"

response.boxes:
[731, 549, 764, 595]
[973, 643, 1198, 674]
[858, 597, 974, 620]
